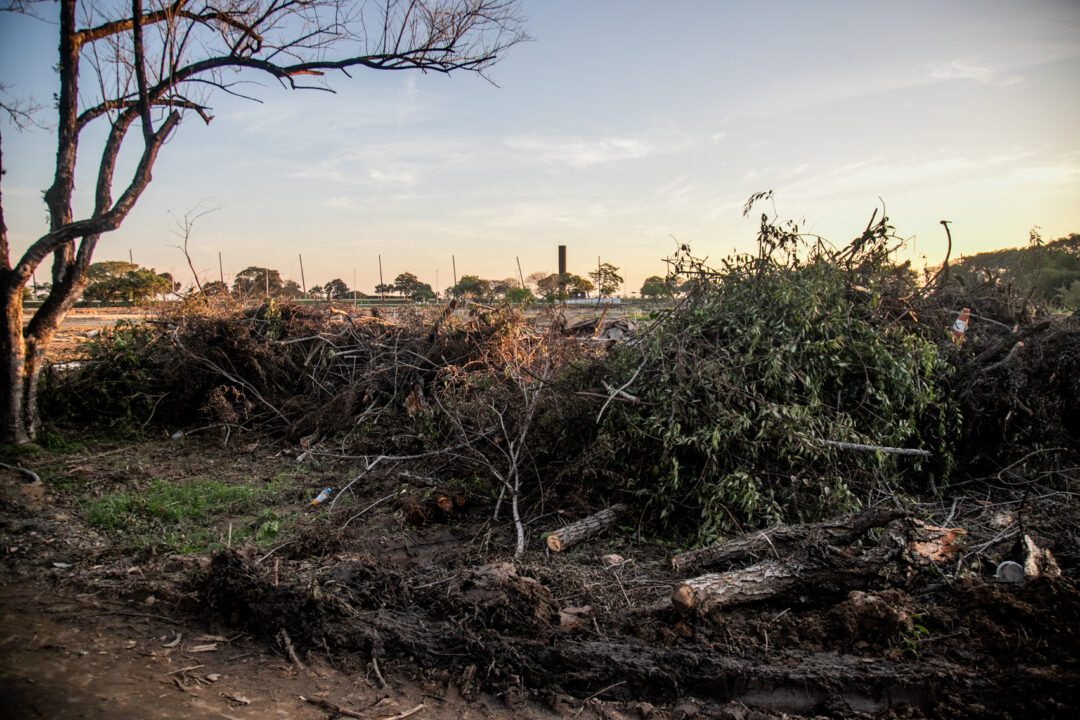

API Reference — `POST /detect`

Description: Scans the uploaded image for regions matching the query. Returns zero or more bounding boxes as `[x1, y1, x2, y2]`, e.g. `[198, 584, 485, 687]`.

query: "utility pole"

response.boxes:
[452, 255, 457, 287]
[264, 268, 269, 296]
[378, 255, 384, 300]
[129, 249, 133, 265]
[516, 256, 525, 289]
[353, 267, 357, 304]
[218, 252, 224, 285]
[298, 254, 307, 295]
[598, 255, 602, 303]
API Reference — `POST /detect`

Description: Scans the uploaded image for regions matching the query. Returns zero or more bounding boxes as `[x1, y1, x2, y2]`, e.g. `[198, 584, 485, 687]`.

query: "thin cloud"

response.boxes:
[504, 134, 656, 168]
[928, 59, 1023, 86]
[323, 196, 355, 208]
[370, 168, 416, 186]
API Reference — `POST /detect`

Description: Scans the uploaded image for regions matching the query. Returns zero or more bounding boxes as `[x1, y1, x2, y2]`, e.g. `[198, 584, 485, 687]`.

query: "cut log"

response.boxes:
[673, 521, 909, 615]
[670, 507, 905, 573]
[546, 504, 629, 553]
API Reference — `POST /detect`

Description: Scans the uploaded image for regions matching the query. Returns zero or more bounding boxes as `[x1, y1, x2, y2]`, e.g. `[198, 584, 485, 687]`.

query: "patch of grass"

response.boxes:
[0, 443, 43, 463]
[36, 428, 88, 454]
[86, 476, 301, 554]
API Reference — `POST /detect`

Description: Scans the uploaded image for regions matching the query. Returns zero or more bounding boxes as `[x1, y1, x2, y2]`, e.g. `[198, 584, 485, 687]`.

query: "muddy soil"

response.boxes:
[2, 436, 1078, 719]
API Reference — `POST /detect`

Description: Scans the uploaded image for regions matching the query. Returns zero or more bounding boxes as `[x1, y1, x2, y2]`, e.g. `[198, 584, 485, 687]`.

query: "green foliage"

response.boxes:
[85, 477, 294, 553]
[504, 286, 534, 305]
[83, 261, 174, 303]
[1057, 279, 1080, 310]
[42, 321, 164, 426]
[450, 274, 492, 300]
[534, 272, 594, 300]
[394, 272, 436, 301]
[280, 280, 305, 298]
[35, 428, 87, 454]
[600, 203, 953, 540]
[640, 275, 672, 299]
[589, 262, 623, 298]
[894, 613, 931, 658]
[952, 232, 1080, 310]
[233, 266, 283, 296]
[323, 278, 351, 299]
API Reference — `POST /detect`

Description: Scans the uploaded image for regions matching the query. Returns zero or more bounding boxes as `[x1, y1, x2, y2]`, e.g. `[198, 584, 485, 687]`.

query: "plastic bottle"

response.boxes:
[309, 487, 333, 508]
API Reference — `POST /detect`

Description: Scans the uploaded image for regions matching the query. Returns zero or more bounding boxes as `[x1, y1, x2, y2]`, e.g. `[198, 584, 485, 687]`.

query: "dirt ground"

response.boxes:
[2, 435, 1078, 719]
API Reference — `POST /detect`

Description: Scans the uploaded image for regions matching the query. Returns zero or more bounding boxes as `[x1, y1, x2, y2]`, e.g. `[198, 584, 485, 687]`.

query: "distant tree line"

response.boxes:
[66, 260, 649, 305]
[952, 232, 1080, 310]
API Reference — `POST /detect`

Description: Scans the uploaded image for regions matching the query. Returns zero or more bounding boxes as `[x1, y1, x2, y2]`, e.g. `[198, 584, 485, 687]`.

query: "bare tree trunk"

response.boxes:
[0, 279, 31, 444]
[0, 268, 87, 444]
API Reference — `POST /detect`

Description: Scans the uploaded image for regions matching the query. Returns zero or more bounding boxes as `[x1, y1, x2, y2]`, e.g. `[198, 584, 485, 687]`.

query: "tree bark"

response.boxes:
[546, 504, 628, 553]
[0, 278, 31, 444]
[670, 507, 905, 574]
[673, 521, 908, 615]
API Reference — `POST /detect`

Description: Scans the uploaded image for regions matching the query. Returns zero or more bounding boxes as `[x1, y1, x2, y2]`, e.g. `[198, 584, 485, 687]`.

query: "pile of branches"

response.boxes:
[590, 203, 953, 541]
[919, 262, 1080, 480]
[46, 298, 584, 447]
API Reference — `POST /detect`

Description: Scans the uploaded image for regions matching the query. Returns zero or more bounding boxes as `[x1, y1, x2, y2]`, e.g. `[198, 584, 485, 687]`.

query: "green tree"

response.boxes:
[279, 280, 305, 299]
[589, 263, 623, 299]
[533, 272, 592, 301]
[324, 278, 350, 300]
[640, 275, 672, 299]
[1, 0, 526, 443]
[393, 272, 420, 297]
[83, 261, 173, 303]
[567, 274, 595, 298]
[952, 233, 1080, 308]
[504, 286, 534, 304]
[232, 267, 283, 297]
[392, 272, 435, 300]
[450, 275, 492, 300]
[1059, 279, 1080, 310]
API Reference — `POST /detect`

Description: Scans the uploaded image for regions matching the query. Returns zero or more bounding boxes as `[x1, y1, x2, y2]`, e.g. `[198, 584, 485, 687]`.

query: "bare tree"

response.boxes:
[168, 203, 219, 295]
[0, 0, 527, 443]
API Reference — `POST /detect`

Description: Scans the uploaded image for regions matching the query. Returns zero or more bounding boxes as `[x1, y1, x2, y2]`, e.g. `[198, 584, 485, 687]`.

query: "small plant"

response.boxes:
[86, 477, 293, 553]
[894, 613, 931, 658]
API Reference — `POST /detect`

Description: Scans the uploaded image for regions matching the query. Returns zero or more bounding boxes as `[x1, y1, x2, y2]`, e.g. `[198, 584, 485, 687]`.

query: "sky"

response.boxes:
[2, 0, 1079, 296]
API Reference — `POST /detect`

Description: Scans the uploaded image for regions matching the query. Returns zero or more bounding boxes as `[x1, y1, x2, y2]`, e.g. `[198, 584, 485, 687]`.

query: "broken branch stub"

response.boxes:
[546, 504, 629, 553]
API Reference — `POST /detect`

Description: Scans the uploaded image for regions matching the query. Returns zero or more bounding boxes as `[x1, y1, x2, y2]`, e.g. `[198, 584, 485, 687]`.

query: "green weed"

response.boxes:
[86, 476, 296, 553]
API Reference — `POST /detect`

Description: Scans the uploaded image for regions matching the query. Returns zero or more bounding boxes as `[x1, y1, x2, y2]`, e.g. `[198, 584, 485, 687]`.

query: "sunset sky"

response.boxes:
[2, 0, 1079, 295]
